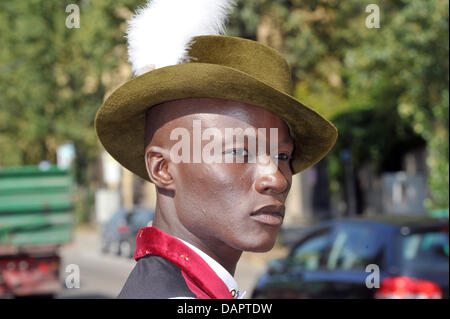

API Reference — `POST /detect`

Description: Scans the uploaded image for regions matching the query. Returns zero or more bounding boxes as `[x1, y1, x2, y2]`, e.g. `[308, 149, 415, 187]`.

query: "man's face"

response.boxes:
[147, 98, 294, 252]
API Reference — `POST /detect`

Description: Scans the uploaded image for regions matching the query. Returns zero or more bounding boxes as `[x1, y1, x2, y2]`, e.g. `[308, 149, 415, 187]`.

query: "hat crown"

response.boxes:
[188, 36, 293, 95]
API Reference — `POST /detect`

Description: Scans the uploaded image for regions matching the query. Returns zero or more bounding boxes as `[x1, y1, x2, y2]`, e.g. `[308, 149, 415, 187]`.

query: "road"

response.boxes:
[57, 228, 266, 299]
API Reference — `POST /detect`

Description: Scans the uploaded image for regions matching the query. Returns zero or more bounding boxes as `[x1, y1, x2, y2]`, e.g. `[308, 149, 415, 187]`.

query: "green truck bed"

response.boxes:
[0, 165, 75, 248]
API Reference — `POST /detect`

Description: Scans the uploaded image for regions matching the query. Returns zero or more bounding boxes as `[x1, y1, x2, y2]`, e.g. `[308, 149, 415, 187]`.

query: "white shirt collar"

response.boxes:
[177, 238, 246, 299]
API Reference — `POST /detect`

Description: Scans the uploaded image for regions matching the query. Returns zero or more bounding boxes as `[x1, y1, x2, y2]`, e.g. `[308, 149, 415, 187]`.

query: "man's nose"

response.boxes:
[254, 159, 289, 195]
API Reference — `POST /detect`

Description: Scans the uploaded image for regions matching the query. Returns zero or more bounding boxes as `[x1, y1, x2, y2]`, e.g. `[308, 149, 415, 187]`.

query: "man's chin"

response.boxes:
[240, 237, 278, 253]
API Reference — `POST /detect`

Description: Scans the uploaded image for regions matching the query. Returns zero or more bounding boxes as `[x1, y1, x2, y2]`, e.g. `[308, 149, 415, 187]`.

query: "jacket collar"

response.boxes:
[135, 226, 233, 299]
[177, 238, 244, 298]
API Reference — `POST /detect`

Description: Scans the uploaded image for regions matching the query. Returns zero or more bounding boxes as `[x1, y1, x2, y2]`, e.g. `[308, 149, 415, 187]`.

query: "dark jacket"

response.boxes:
[118, 227, 234, 299]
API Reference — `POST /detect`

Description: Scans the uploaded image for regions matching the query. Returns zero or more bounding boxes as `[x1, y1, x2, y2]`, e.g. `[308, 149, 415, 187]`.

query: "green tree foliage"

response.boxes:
[229, 0, 448, 209]
[0, 0, 140, 183]
[0, 0, 144, 224]
[343, 0, 449, 209]
[0, 0, 447, 210]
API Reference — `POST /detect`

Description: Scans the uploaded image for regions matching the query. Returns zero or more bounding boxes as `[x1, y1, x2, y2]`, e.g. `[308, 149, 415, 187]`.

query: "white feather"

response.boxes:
[127, 0, 236, 76]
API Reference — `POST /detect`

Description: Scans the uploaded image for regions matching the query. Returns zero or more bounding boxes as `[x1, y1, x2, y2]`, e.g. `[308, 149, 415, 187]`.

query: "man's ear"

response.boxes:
[145, 146, 175, 190]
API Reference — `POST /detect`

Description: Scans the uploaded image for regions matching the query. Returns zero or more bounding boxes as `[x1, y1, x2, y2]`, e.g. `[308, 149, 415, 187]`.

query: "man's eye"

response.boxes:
[275, 153, 291, 161]
[227, 148, 248, 157]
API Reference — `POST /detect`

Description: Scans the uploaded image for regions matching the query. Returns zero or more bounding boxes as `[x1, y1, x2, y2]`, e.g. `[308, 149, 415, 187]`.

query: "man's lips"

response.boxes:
[250, 204, 285, 226]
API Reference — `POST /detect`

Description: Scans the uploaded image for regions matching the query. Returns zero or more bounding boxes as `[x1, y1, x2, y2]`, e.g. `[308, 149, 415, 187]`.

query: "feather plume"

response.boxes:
[126, 0, 236, 76]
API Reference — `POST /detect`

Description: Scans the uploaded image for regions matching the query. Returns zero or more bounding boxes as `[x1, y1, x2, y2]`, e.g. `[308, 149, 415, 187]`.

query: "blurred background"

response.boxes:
[0, 0, 448, 299]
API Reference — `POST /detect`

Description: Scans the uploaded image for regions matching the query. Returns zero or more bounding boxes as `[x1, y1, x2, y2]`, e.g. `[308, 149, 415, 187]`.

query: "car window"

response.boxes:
[109, 210, 126, 225]
[130, 210, 153, 227]
[287, 229, 332, 271]
[398, 230, 449, 272]
[326, 224, 382, 270]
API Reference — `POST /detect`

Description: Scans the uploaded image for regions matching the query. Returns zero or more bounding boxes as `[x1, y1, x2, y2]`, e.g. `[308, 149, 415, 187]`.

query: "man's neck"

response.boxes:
[179, 233, 243, 276]
[152, 211, 242, 275]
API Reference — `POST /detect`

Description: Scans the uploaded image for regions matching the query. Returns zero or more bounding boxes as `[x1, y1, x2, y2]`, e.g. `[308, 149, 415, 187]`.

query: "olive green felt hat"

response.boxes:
[95, 35, 337, 181]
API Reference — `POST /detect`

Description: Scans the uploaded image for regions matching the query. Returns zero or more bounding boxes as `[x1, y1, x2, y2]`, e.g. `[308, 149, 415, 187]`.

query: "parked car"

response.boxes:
[252, 215, 449, 299]
[119, 208, 155, 258]
[100, 207, 154, 258]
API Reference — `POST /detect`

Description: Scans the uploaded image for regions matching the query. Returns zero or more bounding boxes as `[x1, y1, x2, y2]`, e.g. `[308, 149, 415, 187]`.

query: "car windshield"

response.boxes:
[109, 210, 127, 224]
[129, 210, 153, 227]
[398, 229, 449, 272]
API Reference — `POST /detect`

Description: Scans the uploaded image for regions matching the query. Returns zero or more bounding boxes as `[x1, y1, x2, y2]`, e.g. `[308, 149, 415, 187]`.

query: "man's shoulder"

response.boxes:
[117, 255, 197, 299]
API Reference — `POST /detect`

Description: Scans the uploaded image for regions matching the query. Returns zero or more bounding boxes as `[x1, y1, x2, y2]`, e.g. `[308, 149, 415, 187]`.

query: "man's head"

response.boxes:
[144, 98, 293, 253]
[96, 36, 337, 192]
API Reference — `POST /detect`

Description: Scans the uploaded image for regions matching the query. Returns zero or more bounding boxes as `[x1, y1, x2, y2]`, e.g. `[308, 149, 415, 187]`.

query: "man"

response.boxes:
[95, 0, 337, 299]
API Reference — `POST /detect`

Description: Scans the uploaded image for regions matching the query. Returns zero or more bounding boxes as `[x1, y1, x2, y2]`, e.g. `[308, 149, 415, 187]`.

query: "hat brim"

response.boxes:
[95, 62, 337, 181]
